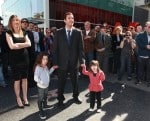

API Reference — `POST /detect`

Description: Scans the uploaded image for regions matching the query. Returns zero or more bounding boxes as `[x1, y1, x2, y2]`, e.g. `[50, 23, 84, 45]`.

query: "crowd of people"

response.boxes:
[0, 12, 150, 119]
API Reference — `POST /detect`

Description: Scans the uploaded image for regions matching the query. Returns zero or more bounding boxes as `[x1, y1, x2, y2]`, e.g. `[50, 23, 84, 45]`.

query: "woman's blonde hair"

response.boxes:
[89, 60, 100, 73]
[113, 26, 123, 35]
[8, 15, 23, 36]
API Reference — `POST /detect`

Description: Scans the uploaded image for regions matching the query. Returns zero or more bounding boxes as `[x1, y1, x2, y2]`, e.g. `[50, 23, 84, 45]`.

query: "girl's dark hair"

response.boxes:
[89, 60, 100, 73]
[33, 52, 51, 71]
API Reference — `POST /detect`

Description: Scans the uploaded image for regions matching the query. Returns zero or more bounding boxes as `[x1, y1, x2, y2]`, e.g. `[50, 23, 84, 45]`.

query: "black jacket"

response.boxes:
[53, 27, 85, 70]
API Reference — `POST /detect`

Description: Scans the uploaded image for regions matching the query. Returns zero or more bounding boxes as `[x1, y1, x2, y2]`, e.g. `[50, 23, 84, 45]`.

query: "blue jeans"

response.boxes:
[118, 54, 132, 79]
[37, 87, 48, 111]
[85, 52, 94, 67]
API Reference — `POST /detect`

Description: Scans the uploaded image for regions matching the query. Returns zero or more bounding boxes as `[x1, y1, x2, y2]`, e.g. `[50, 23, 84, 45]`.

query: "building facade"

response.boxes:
[2, 0, 135, 28]
[49, 0, 133, 28]
[1, 0, 44, 25]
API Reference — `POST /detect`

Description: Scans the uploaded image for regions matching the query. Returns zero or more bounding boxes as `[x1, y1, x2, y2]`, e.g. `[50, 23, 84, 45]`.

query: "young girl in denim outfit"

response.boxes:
[34, 52, 58, 119]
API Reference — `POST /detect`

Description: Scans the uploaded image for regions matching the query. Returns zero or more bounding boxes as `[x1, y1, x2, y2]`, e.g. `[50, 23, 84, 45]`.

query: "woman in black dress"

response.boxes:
[6, 15, 31, 108]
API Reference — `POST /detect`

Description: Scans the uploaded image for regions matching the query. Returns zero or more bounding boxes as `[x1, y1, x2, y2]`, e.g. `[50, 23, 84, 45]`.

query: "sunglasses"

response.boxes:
[126, 34, 131, 36]
[21, 21, 28, 23]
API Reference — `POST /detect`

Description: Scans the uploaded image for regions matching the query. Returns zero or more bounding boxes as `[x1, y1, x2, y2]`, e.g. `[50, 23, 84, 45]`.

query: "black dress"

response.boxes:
[7, 30, 29, 81]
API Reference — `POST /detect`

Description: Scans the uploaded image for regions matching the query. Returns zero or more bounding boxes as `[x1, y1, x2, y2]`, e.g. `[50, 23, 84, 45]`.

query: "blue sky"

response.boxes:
[0, 0, 4, 16]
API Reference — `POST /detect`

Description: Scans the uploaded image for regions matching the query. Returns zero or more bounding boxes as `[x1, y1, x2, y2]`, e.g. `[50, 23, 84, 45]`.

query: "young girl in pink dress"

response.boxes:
[82, 60, 105, 113]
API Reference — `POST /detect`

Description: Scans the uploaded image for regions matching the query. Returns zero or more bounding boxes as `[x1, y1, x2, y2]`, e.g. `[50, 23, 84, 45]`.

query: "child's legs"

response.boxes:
[43, 87, 49, 106]
[38, 87, 45, 111]
[90, 91, 96, 109]
[96, 91, 101, 109]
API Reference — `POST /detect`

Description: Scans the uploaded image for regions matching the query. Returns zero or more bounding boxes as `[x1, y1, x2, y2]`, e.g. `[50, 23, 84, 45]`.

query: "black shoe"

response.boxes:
[73, 98, 82, 104]
[17, 105, 24, 109]
[127, 77, 132, 81]
[57, 101, 65, 107]
[135, 81, 141, 85]
[23, 101, 30, 106]
[39, 111, 46, 119]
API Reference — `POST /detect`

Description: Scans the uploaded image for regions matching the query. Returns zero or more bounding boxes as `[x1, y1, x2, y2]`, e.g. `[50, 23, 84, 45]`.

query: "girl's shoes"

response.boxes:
[97, 109, 101, 113]
[89, 108, 94, 112]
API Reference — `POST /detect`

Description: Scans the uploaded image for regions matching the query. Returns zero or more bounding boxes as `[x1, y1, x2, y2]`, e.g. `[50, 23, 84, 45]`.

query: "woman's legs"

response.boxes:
[22, 78, 29, 104]
[14, 80, 24, 106]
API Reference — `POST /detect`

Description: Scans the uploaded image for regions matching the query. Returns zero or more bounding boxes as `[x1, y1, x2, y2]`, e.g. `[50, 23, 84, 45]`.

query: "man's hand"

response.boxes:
[81, 64, 86, 67]
[97, 48, 105, 52]
[84, 36, 91, 39]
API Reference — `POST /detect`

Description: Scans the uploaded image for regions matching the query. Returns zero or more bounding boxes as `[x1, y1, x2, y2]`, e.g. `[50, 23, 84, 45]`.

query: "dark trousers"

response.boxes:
[37, 87, 48, 112]
[85, 52, 94, 67]
[90, 91, 101, 109]
[137, 57, 150, 82]
[57, 68, 79, 102]
[113, 51, 121, 74]
[1, 53, 9, 81]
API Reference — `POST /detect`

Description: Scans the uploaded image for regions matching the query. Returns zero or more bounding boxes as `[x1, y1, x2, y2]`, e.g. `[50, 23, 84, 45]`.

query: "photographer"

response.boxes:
[118, 31, 136, 81]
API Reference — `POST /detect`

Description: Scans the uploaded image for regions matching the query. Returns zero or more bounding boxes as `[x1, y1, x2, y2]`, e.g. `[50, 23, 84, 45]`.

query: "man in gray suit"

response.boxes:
[53, 12, 85, 107]
[95, 26, 112, 76]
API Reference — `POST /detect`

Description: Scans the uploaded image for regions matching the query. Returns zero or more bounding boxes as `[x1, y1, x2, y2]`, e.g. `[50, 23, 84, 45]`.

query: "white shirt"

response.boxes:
[117, 35, 120, 42]
[33, 31, 40, 52]
[86, 30, 90, 35]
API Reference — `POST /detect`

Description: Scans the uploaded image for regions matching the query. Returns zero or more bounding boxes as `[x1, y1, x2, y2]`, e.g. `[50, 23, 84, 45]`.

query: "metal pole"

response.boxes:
[43, 0, 49, 34]
[132, 0, 135, 22]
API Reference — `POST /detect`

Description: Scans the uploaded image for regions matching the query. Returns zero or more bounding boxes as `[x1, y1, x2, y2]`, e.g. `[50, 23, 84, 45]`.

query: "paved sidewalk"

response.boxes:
[0, 75, 150, 121]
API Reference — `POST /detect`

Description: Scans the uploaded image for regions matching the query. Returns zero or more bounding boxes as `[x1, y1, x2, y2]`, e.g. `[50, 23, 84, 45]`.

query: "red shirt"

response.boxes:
[82, 66, 105, 92]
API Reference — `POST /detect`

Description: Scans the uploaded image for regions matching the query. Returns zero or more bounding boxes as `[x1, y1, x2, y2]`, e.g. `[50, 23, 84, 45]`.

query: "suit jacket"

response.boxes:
[39, 32, 45, 52]
[0, 31, 10, 54]
[82, 30, 96, 53]
[25, 30, 35, 58]
[95, 32, 111, 55]
[136, 31, 150, 57]
[53, 27, 85, 70]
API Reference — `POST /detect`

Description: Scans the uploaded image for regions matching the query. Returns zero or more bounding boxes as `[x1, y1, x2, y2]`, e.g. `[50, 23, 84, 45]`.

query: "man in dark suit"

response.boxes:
[53, 12, 85, 106]
[21, 18, 36, 87]
[0, 23, 9, 87]
[135, 21, 150, 86]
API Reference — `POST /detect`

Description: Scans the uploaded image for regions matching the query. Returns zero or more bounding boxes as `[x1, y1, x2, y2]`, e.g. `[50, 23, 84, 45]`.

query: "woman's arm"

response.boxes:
[16, 35, 31, 48]
[6, 33, 31, 50]
[131, 39, 136, 49]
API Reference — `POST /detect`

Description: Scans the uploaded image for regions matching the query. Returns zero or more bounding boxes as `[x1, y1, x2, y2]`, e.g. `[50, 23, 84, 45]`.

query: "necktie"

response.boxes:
[67, 30, 71, 45]
[102, 34, 105, 45]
